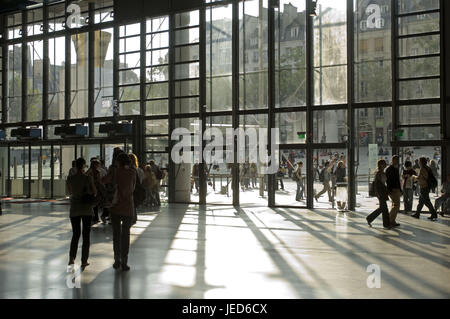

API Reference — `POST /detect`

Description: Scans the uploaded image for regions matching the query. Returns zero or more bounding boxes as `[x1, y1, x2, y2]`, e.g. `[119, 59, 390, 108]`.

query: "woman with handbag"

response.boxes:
[102, 153, 136, 271]
[66, 157, 97, 269]
[366, 159, 390, 229]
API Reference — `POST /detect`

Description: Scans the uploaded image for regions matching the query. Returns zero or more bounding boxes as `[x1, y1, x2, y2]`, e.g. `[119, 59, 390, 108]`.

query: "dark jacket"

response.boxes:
[385, 165, 401, 193]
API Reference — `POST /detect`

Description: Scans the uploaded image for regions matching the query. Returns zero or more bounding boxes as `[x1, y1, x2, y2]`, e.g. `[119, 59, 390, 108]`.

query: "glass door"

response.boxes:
[9, 144, 29, 197]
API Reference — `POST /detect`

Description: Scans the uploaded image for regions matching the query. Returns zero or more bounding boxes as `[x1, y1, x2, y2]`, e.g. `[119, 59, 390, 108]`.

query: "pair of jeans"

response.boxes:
[296, 180, 304, 201]
[403, 188, 414, 212]
[111, 215, 133, 265]
[416, 187, 437, 216]
[367, 198, 390, 227]
[69, 216, 92, 263]
[388, 188, 402, 224]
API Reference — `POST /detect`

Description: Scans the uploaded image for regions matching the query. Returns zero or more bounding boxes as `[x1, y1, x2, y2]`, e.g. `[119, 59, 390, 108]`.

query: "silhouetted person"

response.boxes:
[366, 159, 390, 228]
[402, 160, 417, 214]
[103, 153, 136, 271]
[386, 155, 401, 227]
[435, 173, 450, 216]
[412, 157, 437, 220]
[66, 157, 97, 269]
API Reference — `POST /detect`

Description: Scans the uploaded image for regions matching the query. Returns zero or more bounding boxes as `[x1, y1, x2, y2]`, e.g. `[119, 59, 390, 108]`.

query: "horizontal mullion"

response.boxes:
[118, 33, 142, 40]
[311, 104, 349, 110]
[171, 113, 200, 119]
[397, 98, 440, 106]
[397, 53, 440, 60]
[118, 83, 141, 88]
[278, 144, 308, 150]
[398, 123, 440, 128]
[146, 80, 169, 85]
[173, 25, 200, 32]
[353, 101, 392, 109]
[172, 42, 200, 49]
[146, 63, 169, 68]
[274, 106, 307, 113]
[145, 29, 169, 36]
[397, 31, 440, 39]
[396, 8, 440, 18]
[174, 94, 200, 99]
[118, 49, 141, 55]
[145, 46, 170, 52]
[310, 143, 347, 149]
[144, 97, 169, 102]
[174, 77, 200, 82]
[397, 75, 440, 82]
[238, 108, 269, 115]
[118, 99, 140, 103]
[173, 60, 200, 65]
[118, 66, 141, 72]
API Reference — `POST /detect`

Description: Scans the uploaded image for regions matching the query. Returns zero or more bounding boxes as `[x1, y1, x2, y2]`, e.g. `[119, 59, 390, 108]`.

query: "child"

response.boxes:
[435, 173, 450, 216]
[402, 161, 417, 214]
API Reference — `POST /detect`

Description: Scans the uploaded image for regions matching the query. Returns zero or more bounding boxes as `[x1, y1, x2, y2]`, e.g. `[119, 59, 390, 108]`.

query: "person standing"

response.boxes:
[86, 159, 102, 224]
[315, 161, 333, 203]
[429, 160, 439, 195]
[402, 160, 417, 214]
[102, 153, 136, 271]
[435, 173, 450, 216]
[385, 155, 402, 227]
[250, 163, 258, 188]
[66, 157, 97, 269]
[295, 161, 304, 201]
[413, 159, 420, 196]
[149, 160, 163, 206]
[412, 157, 438, 220]
[68, 160, 78, 177]
[366, 159, 390, 228]
[335, 161, 347, 211]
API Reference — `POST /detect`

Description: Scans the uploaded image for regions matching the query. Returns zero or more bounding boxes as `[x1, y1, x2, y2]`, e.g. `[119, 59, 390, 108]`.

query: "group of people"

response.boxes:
[367, 155, 448, 229]
[66, 148, 165, 271]
[314, 156, 348, 211]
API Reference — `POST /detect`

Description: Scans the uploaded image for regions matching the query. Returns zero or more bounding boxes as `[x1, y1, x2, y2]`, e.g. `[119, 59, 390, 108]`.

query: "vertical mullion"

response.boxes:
[65, 0, 71, 121]
[1, 15, 6, 124]
[232, 0, 239, 206]
[306, 0, 314, 209]
[88, 3, 94, 137]
[140, 18, 146, 117]
[113, 24, 119, 117]
[347, 0, 355, 210]
[199, 8, 207, 205]
[168, 13, 175, 203]
[391, 0, 399, 155]
[22, 10, 27, 123]
[267, 0, 275, 207]
[42, 3, 49, 139]
[441, 0, 449, 180]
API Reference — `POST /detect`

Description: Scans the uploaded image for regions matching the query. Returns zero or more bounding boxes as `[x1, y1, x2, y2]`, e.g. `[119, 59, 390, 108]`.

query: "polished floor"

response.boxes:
[0, 200, 449, 299]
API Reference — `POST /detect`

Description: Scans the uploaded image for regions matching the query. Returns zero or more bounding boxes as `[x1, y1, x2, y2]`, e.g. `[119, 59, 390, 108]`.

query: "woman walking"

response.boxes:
[66, 157, 97, 269]
[366, 159, 391, 228]
[102, 153, 136, 271]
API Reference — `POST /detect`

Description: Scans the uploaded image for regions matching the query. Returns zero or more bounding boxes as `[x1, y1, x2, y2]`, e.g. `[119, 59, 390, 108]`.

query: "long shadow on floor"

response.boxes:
[275, 208, 449, 298]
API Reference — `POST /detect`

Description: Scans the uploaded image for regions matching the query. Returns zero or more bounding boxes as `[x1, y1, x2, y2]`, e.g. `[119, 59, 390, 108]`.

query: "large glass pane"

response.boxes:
[27, 40, 43, 122]
[398, 0, 439, 14]
[313, 0, 347, 105]
[276, 112, 307, 144]
[312, 109, 348, 143]
[70, 33, 89, 118]
[94, 29, 114, 117]
[206, 4, 232, 112]
[7, 44, 22, 123]
[275, 0, 306, 108]
[354, 0, 392, 103]
[205, 116, 233, 205]
[354, 107, 393, 210]
[274, 149, 308, 207]
[48, 36, 65, 120]
[239, 0, 269, 110]
[313, 149, 348, 211]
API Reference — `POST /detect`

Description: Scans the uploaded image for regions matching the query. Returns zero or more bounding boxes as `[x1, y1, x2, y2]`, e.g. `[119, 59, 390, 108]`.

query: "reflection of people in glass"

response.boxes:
[295, 161, 304, 201]
[192, 162, 199, 193]
[276, 165, 285, 190]
[335, 161, 347, 211]
[250, 163, 258, 188]
[315, 161, 333, 202]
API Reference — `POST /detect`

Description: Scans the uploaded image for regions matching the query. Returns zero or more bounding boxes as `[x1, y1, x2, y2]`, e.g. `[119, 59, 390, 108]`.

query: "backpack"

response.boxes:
[427, 168, 438, 190]
[319, 168, 325, 183]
